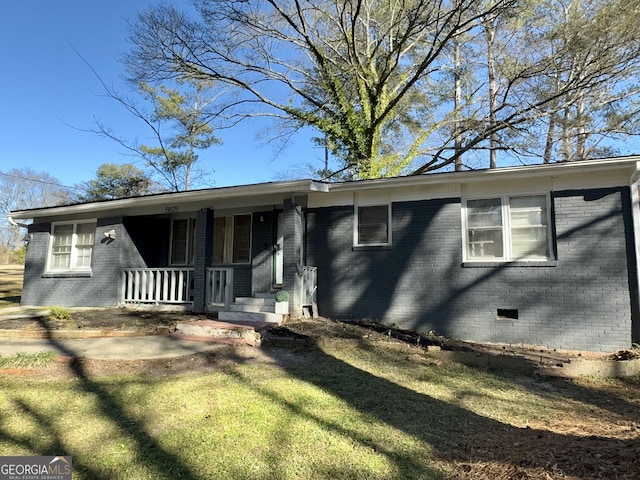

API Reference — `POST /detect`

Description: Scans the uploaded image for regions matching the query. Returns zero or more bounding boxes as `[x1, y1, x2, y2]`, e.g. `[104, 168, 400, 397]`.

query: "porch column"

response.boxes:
[283, 198, 304, 318]
[193, 208, 214, 312]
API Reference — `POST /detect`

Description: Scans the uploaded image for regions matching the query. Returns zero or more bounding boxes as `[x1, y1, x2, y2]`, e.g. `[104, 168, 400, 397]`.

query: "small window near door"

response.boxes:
[355, 204, 390, 246]
[170, 218, 196, 265]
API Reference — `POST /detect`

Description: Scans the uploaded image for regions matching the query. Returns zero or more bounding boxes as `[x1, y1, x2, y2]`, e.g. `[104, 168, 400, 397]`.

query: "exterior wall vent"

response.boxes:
[497, 308, 518, 319]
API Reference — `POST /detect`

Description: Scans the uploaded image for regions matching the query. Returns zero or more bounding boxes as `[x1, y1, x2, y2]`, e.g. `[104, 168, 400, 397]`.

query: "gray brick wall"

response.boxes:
[23, 217, 127, 307]
[306, 187, 638, 352]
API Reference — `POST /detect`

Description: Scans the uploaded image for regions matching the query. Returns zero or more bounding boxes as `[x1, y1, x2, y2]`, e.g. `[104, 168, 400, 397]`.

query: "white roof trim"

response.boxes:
[10, 156, 640, 220]
[327, 156, 640, 192]
[10, 179, 328, 219]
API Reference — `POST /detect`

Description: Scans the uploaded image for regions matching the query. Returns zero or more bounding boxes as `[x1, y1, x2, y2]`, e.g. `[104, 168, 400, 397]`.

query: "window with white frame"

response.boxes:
[464, 195, 551, 261]
[170, 217, 196, 265]
[213, 214, 252, 264]
[48, 221, 96, 271]
[355, 204, 391, 246]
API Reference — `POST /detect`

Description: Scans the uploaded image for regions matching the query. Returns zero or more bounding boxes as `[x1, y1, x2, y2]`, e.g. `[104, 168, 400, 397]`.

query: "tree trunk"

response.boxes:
[485, 21, 498, 169]
[454, 39, 463, 171]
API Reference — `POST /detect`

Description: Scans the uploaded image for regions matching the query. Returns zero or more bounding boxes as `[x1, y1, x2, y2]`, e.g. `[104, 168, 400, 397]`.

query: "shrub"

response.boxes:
[49, 306, 71, 320]
[275, 290, 290, 302]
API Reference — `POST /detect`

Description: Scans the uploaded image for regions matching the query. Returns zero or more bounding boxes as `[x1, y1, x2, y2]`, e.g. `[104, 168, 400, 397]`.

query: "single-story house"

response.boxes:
[9, 156, 640, 352]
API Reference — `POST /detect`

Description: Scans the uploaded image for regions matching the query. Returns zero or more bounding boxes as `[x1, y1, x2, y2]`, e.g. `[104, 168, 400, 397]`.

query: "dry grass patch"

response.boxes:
[0, 264, 22, 308]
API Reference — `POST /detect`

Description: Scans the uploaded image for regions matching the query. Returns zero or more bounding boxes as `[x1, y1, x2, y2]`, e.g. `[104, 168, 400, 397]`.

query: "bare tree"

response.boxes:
[123, 0, 640, 177]
[0, 169, 70, 258]
[124, 0, 517, 178]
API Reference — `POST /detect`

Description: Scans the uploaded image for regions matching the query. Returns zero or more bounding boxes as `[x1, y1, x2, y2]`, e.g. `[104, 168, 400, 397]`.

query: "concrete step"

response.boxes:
[175, 320, 260, 345]
[218, 311, 284, 324]
[229, 304, 277, 313]
[234, 297, 276, 307]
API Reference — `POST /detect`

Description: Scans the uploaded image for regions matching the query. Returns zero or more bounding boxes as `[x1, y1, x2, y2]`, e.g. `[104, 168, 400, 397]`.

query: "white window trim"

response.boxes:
[46, 220, 96, 272]
[461, 194, 552, 262]
[354, 203, 392, 247]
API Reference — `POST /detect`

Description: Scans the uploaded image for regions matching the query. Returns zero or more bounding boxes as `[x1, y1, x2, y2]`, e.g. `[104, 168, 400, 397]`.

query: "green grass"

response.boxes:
[0, 264, 23, 308]
[0, 352, 56, 368]
[1, 338, 634, 480]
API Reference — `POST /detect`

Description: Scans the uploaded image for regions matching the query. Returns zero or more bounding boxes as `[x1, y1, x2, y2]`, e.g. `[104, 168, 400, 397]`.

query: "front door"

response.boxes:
[273, 212, 284, 286]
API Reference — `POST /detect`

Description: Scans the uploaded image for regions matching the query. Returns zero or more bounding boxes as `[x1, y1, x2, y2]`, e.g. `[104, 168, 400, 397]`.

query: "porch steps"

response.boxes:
[218, 293, 287, 325]
[229, 297, 276, 313]
[219, 311, 284, 323]
[172, 320, 267, 346]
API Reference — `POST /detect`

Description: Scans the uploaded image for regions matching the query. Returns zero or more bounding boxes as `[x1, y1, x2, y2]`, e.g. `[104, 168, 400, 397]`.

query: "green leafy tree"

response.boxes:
[137, 81, 221, 191]
[75, 163, 154, 202]
[91, 75, 221, 191]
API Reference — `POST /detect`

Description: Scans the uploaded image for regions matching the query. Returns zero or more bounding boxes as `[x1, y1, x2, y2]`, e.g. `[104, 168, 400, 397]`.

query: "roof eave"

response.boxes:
[327, 156, 640, 192]
[10, 179, 327, 220]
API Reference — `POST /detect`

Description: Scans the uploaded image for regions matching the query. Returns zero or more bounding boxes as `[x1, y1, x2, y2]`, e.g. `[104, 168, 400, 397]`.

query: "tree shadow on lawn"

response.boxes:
[0, 319, 202, 480]
[2, 321, 639, 479]
[251, 339, 640, 479]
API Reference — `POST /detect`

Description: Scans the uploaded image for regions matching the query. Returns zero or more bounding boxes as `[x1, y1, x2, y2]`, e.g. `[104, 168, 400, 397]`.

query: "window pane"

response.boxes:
[213, 217, 230, 263]
[233, 214, 251, 263]
[467, 198, 502, 227]
[51, 224, 73, 269]
[75, 223, 94, 246]
[74, 223, 95, 268]
[466, 199, 503, 259]
[53, 224, 73, 246]
[510, 196, 548, 258]
[468, 228, 504, 258]
[358, 205, 389, 244]
[171, 219, 189, 264]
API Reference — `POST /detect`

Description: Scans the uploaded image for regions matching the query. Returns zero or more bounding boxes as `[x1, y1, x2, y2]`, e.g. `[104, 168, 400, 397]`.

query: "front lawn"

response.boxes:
[0, 264, 23, 308]
[1, 337, 639, 479]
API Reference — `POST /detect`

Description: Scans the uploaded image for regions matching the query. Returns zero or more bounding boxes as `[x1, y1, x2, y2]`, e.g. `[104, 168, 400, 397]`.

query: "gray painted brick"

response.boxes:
[307, 187, 638, 352]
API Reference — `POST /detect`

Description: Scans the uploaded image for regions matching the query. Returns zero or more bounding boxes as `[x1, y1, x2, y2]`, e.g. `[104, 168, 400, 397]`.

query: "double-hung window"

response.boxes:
[170, 218, 196, 265]
[48, 221, 96, 271]
[464, 195, 551, 261]
[213, 214, 252, 264]
[355, 204, 391, 246]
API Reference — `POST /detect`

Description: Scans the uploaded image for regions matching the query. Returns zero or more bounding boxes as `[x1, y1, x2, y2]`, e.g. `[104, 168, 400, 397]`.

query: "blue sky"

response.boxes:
[0, 1, 322, 191]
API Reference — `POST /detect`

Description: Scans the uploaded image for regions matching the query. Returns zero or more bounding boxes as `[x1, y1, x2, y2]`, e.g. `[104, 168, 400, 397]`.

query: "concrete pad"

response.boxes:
[0, 336, 228, 360]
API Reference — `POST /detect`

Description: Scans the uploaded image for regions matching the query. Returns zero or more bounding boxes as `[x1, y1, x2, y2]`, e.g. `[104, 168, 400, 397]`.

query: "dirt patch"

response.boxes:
[0, 307, 205, 333]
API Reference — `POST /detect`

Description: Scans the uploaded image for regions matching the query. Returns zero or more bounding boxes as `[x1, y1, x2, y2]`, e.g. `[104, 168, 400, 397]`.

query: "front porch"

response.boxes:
[120, 266, 317, 320]
[118, 195, 316, 320]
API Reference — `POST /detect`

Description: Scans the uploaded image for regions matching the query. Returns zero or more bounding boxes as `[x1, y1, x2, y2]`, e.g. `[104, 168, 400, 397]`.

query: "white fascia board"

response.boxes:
[10, 179, 328, 220]
[327, 156, 640, 194]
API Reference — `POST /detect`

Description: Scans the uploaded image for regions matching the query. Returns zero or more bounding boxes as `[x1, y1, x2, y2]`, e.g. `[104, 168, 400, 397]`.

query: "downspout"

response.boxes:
[629, 163, 640, 344]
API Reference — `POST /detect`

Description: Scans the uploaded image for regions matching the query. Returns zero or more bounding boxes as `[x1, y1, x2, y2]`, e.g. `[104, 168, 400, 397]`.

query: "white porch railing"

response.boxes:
[206, 267, 234, 310]
[121, 268, 194, 304]
[302, 266, 317, 306]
